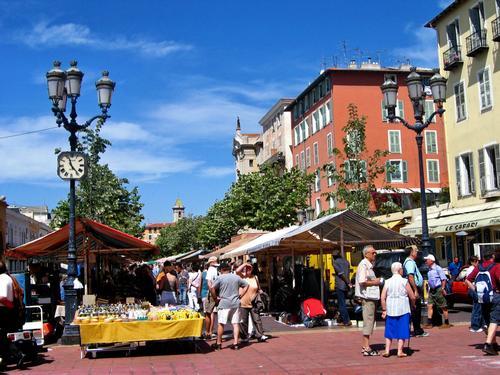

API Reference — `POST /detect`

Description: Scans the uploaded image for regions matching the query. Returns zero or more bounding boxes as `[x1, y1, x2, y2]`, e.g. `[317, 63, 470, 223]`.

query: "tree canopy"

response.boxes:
[51, 120, 144, 237]
[198, 164, 314, 249]
[322, 103, 394, 217]
[155, 215, 204, 257]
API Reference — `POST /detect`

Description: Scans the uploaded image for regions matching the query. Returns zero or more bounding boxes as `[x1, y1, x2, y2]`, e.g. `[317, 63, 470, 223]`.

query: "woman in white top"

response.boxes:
[380, 262, 416, 358]
[187, 264, 202, 311]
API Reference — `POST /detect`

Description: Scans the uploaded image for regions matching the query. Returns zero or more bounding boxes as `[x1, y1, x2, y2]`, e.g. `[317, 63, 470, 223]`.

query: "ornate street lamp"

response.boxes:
[46, 60, 115, 344]
[381, 67, 447, 256]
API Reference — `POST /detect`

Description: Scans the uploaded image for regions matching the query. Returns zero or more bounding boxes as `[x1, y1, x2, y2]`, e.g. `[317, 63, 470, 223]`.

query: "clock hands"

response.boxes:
[68, 159, 79, 173]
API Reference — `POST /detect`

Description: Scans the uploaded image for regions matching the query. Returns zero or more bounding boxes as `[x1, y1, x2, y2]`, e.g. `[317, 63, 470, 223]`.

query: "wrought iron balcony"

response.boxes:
[443, 45, 463, 71]
[466, 29, 488, 56]
[492, 16, 500, 42]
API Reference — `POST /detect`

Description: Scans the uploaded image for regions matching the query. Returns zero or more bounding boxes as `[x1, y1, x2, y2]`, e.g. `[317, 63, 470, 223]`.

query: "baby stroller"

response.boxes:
[301, 298, 326, 328]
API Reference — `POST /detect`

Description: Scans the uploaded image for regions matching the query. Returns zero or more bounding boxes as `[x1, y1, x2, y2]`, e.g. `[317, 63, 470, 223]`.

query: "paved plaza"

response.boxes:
[5, 322, 499, 375]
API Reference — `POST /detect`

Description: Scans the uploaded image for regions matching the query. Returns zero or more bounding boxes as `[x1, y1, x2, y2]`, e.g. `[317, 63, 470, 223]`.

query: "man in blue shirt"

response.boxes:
[403, 245, 428, 337]
[448, 257, 462, 280]
[423, 254, 451, 328]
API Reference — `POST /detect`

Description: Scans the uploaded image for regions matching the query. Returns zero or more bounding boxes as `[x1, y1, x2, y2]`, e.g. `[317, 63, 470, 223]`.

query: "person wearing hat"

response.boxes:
[403, 245, 428, 337]
[203, 256, 219, 339]
[423, 254, 451, 329]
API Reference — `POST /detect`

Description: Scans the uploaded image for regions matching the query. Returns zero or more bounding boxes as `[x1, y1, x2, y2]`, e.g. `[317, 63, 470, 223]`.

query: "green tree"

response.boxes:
[51, 120, 144, 237]
[155, 215, 204, 257]
[198, 164, 314, 249]
[322, 103, 394, 217]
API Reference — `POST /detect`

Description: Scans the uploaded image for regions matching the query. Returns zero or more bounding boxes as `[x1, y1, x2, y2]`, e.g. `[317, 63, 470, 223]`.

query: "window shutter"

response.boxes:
[361, 160, 367, 183]
[381, 101, 387, 122]
[468, 152, 476, 195]
[344, 161, 351, 183]
[398, 100, 405, 118]
[386, 161, 391, 182]
[495, 144, 500, 190]
[478, 148, 486, 195]
[455, 156, 462, 198]
[402, 160, 408, 182]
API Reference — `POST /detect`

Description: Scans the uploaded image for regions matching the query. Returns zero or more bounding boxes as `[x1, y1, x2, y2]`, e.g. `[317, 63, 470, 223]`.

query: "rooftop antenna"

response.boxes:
[341, 40, 348, 67]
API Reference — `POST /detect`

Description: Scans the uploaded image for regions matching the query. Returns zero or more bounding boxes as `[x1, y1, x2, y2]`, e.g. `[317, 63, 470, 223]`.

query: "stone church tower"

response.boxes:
[172, 198, 185, 223]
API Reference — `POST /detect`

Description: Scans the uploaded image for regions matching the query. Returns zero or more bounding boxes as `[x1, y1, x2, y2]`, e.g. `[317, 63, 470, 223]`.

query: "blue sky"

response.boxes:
[0, 0, 449, 224]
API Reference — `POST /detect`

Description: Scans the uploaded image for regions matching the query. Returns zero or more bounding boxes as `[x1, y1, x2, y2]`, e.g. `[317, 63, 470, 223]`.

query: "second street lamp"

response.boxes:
[46, 60, 115, 344]
[381, 67, 447, 256]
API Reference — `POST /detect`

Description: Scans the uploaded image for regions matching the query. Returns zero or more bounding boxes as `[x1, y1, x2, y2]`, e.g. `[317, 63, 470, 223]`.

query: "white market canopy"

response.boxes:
[221, 210, 417, 259]
[401, 203, 500, 236]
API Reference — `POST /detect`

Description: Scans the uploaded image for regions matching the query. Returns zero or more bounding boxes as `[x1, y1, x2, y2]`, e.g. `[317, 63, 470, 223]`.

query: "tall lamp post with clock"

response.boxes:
[46, 60, 115, 344]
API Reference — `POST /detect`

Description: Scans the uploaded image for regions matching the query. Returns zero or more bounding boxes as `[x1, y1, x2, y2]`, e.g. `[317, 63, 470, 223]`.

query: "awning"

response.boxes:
[5, 217, 158, 261]
[400, 206, 500, 236]
[202, 232, 266, 259]
[176, 249, 206, 262]
[380, 219, 406, 229]
[221, 226, 299, 259]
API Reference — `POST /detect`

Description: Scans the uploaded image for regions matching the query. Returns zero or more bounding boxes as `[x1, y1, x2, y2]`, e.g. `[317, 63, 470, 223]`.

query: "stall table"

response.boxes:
[77, 318, 204, 358]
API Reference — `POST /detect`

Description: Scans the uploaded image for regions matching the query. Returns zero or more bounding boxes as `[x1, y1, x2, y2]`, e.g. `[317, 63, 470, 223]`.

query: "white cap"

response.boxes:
[424, 254, 436, 262]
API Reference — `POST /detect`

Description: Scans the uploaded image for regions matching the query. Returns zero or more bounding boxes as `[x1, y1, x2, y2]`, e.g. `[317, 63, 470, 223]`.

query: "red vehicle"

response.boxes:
[445, 267, 473, 308]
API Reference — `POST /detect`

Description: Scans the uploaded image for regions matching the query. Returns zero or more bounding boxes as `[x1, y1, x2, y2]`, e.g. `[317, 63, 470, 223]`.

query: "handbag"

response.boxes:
[252, 276, 269, 312]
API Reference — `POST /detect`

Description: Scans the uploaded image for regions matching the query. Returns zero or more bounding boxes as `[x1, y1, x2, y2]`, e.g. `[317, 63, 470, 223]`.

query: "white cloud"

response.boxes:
[0, 115, 202, 183]
[200, 166, 235, 178]
[12, 21, 193, 57]
[393, 27, 439, 67]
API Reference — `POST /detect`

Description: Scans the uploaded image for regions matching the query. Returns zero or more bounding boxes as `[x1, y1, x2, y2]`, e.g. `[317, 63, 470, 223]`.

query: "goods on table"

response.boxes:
[74, 303, 200, 324]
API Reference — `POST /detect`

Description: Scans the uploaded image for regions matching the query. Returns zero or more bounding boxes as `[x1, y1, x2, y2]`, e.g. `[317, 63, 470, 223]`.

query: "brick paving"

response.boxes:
[4, 322, 500, 374]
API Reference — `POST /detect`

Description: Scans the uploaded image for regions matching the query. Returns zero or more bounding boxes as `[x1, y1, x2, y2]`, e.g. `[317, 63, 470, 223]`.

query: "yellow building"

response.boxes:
[415, 0, 500, 261]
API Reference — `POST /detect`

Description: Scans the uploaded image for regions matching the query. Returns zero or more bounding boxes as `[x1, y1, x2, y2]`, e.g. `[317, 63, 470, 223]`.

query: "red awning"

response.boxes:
[6, 218, 158, 261]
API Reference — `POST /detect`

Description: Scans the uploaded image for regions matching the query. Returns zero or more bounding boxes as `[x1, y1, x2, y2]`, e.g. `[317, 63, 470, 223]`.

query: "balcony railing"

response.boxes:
[466, 29, 488, 56]
[492, 16, 500, 41]
[443, 45, 463, 70]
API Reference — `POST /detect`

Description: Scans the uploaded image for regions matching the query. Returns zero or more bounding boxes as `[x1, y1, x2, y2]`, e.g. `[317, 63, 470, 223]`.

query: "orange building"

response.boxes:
[287, 63, 449, 215]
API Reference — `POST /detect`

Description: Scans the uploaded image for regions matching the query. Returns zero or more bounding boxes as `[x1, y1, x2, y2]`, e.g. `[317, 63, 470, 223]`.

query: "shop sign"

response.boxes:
[445, 221, 478, 232]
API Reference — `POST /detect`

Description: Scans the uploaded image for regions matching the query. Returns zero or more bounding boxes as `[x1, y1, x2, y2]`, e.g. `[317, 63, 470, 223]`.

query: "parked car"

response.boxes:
[445, 267, 473, 308]
[373, 249, 428, 280]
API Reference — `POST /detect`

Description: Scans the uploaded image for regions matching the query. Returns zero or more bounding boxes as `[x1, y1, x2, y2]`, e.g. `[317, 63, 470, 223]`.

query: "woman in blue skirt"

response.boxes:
[381, 262, 416, 357]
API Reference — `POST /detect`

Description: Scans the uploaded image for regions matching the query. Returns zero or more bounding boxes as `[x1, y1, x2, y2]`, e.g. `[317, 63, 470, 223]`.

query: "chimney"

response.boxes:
[349, 59, 357, 69]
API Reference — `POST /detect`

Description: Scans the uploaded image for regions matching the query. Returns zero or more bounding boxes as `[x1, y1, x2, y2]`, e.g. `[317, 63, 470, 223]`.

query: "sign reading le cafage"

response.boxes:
[444, 221, 478, 232]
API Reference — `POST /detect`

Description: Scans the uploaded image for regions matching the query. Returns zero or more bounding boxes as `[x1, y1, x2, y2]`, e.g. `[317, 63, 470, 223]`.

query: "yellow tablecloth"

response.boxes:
[78, 318, 204, 345]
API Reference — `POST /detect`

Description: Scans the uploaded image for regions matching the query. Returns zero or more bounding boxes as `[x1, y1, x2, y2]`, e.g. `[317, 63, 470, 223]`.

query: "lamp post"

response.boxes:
[381, 67, 447, 256]
[46, 60, 115, 344]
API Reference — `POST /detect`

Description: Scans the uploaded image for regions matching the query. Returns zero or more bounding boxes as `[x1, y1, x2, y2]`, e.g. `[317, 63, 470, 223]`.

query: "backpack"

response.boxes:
[474, 263, 495, 304]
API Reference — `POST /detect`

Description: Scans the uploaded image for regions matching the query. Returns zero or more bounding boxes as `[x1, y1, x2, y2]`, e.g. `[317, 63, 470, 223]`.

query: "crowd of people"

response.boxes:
[355, 244, 500, 357]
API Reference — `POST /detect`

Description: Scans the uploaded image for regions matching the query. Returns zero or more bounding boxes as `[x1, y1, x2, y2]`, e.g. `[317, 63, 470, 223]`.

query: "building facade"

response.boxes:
[287, 64, 449, 217]
[411, 0, 500, 262]
[233, 117, 263, 176]
[258, 99, 294, 172]
[5, 204, 52, 272]
[142, 198, 186, 245]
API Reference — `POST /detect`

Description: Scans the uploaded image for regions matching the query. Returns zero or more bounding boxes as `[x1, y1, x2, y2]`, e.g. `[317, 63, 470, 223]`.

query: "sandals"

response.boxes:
[362, 347, 379, 356]
[229, 344, 240, 350]
[210, 343, 222, 351]
[397, 353, 408, 358]
[382, 352, 391, 358]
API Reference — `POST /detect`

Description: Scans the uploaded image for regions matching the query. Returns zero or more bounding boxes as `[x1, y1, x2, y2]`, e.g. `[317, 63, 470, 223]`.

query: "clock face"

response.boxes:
[57, 152, 87, 180]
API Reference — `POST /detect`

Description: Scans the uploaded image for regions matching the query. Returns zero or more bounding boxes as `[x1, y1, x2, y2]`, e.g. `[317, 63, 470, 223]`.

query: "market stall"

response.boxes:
[75, 304, 203, 358]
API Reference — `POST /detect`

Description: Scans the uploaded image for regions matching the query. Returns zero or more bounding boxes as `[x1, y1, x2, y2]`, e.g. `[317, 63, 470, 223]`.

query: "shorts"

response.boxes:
[490, 292, 500, 325]
[217, 308, 241, 325]
[203, 295, 217, 314]
[428, 288, 447, 308]
[361, 299, 377, 336]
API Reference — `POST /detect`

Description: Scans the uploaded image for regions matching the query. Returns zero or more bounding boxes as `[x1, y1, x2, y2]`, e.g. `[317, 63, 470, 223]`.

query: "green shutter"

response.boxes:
[455, 156, 462, 198]
[381, 101, 387, 122]
[468, 152, 476, 195]
[344, 161, 351, 183]
[398, 100, 404, 118]
[386, 161, 391, 182]
[402, 160, 408, 182]
[478, 149, 486, 195]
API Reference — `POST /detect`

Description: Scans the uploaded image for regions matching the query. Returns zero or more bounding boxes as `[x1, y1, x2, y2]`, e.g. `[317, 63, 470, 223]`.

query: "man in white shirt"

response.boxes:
[355, 245, 383, 356]
[0, 261, 14, 366]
